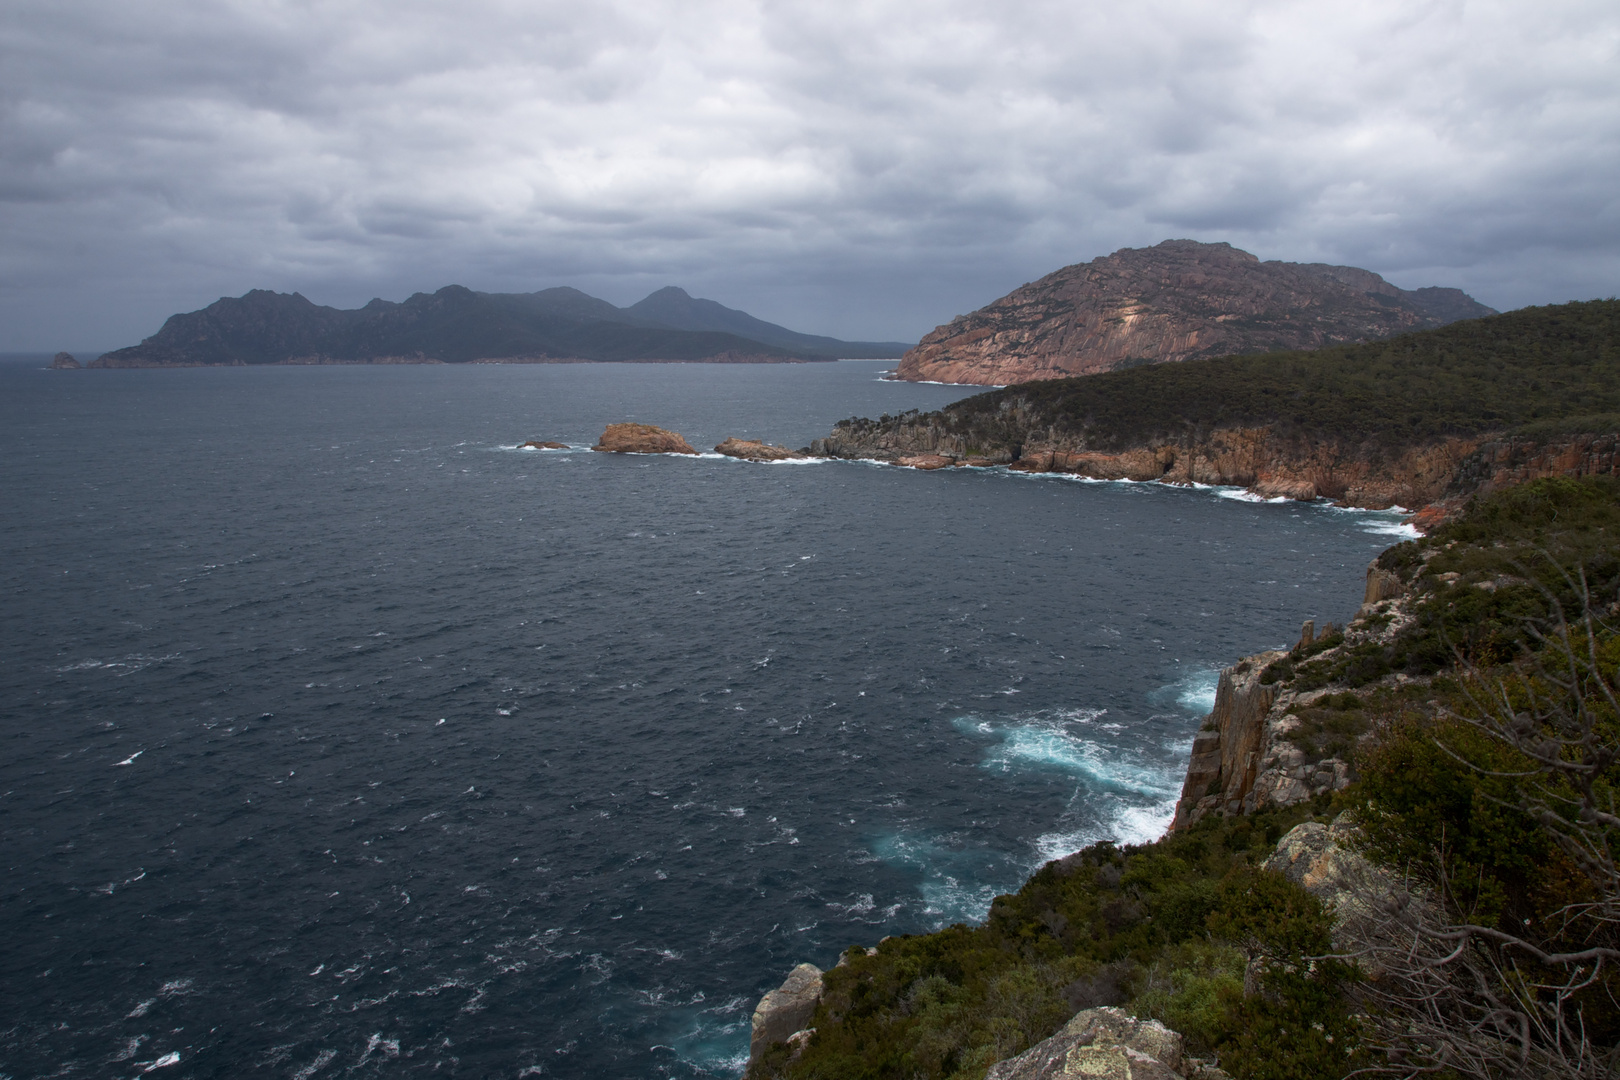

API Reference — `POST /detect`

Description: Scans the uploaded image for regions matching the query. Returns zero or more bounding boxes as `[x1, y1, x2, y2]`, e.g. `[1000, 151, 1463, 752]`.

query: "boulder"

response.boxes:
[749, 963, 823, 1065]
[895, 454, 954, 470]
[715, 438, 804, 462]
[591, 423, 698, 455]
[49, 352, 80, 369]
[520, 439, 570, 450]
[985, 1007, 1224, 1080]
[1252, 477, 1318, 501]
[1264, 814, 1402, 931]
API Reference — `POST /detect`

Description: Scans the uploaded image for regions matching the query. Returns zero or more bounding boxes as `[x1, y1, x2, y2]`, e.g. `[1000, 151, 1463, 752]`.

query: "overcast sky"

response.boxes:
[3, 0, 1618, 351]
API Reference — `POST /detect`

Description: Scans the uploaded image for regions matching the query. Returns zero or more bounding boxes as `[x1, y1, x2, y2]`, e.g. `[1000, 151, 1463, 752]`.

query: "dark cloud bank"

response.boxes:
[3, 0, 1617, 351]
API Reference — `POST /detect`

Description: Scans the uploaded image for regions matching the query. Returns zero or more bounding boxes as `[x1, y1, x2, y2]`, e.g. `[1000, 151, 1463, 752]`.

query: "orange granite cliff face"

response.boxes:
[811, 406, 1620, 525]
[896, 240, 1494, 386]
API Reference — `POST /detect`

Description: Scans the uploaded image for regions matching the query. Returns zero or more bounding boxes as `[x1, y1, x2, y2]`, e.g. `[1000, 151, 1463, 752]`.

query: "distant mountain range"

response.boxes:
[89, 285, 913, 367]
[897, 240, 1499, 385]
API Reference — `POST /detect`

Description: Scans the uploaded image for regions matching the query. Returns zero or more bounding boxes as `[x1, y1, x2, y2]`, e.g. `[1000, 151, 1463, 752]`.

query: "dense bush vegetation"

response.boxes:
[1280, 476, 1620, 689]
[929, 299, 1620, 451]
[762, 806, 1367, 1080]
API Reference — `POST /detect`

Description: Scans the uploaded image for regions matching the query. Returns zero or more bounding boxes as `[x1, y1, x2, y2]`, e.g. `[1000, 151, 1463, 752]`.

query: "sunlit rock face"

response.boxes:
[896, 240, 1494, 386]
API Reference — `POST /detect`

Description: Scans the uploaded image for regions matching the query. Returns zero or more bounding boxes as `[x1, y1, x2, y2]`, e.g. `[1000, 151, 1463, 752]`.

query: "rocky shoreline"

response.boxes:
[742, 548, 1430, 1078]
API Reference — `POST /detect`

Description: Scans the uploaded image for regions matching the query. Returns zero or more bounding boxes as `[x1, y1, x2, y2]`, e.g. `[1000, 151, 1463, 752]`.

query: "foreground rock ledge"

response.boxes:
[986, 1006, 1230, 1080]
[591, 423, 698, 455]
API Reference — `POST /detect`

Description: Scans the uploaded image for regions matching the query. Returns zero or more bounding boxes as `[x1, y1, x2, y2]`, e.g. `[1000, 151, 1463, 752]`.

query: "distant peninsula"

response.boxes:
[897, 239, 1497, 385]
[88, 285, 913, 368]
[816, 299, 1620, 524]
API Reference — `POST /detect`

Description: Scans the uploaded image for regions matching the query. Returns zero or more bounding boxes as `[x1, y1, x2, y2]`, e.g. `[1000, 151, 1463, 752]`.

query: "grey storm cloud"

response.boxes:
[2, 0, 1618, 350]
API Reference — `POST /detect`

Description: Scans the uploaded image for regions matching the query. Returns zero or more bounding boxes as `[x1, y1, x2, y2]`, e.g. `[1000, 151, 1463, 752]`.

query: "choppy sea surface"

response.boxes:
[0, 358, 1410, 1079]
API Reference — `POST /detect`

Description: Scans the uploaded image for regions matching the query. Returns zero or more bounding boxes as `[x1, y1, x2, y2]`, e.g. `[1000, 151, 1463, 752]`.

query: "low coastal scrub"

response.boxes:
[761, 478, 1620, 1080]
[759, 806, 1363, 1080]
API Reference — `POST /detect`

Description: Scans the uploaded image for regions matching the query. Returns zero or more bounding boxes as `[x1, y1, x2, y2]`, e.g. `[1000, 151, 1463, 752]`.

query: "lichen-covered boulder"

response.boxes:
[985, 1007, 1205, 1080]
[1264, 814, 1402, 930]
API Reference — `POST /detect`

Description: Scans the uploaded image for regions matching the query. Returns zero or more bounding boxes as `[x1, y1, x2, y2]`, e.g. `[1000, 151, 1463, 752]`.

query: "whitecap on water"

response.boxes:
[943, 709, 1187, 869]
[1147, 668, 1221, 715]
[956, 712, 1177, 799]
[866, 831, 1011, 926]
[1360, 518, 1420, 538]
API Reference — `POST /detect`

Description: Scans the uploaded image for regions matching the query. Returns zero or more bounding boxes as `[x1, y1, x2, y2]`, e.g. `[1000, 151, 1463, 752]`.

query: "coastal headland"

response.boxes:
[811, 299, 1620, 526]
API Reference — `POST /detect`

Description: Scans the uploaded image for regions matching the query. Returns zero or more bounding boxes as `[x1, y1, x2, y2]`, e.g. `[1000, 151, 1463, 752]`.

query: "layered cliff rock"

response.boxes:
[1169, 562, 1412, 831]
[897, 240, 1495, 386]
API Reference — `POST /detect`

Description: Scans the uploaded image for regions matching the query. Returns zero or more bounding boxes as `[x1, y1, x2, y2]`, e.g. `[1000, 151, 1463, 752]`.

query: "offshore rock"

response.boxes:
[520, 439, 570, 450]
[985, 1007, 1227, 1080]
[591, 423, 698, 455]
[49, 352, 81, 369]
[749, 963, 823, 1066]
[715, 437, 805, 461]
[897, 239, 1494, 386]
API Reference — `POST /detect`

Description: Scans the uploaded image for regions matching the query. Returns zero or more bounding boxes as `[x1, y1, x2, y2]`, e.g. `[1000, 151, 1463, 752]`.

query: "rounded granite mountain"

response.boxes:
[896, 239, 1496, 386]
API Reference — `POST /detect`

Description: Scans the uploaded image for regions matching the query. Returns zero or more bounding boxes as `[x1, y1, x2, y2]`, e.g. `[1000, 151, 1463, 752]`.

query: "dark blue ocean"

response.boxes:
[0, 358, 1408, 1079]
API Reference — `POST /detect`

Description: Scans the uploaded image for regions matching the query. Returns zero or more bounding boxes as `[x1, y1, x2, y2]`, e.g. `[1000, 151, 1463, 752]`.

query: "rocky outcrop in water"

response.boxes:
[897, 240, 1494, 386]
[748, 963, 823, 1068]
[715, 438, 807, 461]
[591, 424, 698, 455]
[520, 439, 570, 450]
[49, 352, 80, 369]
